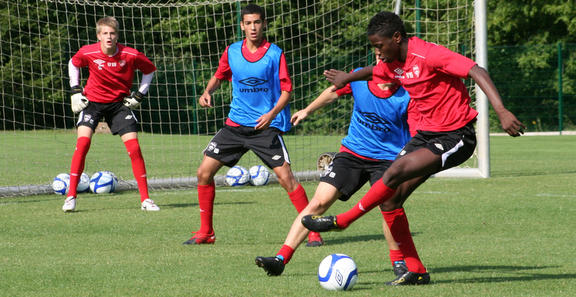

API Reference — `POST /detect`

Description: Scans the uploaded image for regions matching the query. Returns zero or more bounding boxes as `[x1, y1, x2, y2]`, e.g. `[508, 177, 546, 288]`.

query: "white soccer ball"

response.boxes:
[225, 165, 250, 186]
[89, 171, 118, 194]
[52, 173, 70, 195]
[77, 172, 91, 193]
[318, 254, 358, 291]
[249, 165, 270, 186]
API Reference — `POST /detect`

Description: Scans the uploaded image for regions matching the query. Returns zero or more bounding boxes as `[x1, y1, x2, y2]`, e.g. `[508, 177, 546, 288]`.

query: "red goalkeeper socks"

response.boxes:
[124, 138, 149, 202]
[68, 136, 91, 197]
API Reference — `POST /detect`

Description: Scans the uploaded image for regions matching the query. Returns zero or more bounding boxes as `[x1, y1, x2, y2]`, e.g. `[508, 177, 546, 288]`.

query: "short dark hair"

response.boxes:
[367, 11, 406, 38]
[241, 4, 266, 21]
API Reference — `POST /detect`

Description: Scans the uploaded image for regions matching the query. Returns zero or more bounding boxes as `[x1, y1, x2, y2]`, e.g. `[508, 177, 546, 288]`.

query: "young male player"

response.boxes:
[63, 16, 159, 212]
[255, 64, 420, 277]
[302, 11, 526, 285]
[183, 4, 323, 246]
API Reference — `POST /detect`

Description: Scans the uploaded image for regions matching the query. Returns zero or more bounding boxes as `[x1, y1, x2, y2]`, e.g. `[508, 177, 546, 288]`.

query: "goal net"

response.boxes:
[0, 0, 485, 196]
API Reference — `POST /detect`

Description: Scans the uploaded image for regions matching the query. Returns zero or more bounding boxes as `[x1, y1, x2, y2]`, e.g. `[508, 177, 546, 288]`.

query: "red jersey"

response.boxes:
[71, 43, 156, 103]
[214, 39, 292, 92]
[373, 37, 478, 132]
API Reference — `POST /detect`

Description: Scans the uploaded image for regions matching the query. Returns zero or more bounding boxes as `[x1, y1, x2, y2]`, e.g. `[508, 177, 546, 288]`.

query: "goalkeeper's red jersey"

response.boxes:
[71, 43, 156, 103]
[373, 37, 478, 132]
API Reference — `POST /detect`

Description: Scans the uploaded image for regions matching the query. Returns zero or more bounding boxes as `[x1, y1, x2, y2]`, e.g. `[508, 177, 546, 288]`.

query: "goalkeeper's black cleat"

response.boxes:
[386, 271, 430, 286]
[392, 261, 408, 277]
[301, 215, 339, 232]
[255, 256, 285, 276]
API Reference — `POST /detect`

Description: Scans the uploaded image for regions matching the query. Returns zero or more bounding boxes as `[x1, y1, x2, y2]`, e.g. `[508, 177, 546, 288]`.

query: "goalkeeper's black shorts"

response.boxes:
[76, 101, 139, 136]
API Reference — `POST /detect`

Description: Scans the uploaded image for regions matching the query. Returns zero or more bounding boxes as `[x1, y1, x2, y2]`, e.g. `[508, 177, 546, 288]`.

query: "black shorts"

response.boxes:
[77, 101, 139, 136]
[204, 125, 290, 168]
[319, 152, 393, 201]
[399, 121, 477, 171]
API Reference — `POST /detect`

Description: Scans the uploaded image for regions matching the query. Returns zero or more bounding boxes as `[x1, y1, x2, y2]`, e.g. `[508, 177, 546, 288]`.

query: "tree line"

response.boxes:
[0, 0, 574, 133]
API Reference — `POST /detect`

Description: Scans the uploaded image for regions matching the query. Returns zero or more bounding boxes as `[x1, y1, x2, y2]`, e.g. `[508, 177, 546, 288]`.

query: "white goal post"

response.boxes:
[434, 0, 490, 178]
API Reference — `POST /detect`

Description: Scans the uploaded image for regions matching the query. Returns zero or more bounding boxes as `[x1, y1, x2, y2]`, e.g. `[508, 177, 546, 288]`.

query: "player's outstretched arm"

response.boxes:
[199, 76, 223, 108]
[469, 65, 526, 137]
[291, 87, 340, 126]
[324, 66, 373, 91]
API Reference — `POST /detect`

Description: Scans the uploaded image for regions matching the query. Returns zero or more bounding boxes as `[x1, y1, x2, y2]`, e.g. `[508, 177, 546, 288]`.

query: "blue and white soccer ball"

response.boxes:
[52, 173, 70, 195]
[89, 171, 118, 194]
[225, 165, 250, 186]
[249, 165, 270, 186]
[77, 172, 91, 193]
[318, 254, 358, 291]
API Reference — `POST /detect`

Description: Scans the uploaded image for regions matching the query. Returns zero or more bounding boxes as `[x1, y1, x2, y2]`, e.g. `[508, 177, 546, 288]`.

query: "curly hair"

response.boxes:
[367, 11, 406, 38]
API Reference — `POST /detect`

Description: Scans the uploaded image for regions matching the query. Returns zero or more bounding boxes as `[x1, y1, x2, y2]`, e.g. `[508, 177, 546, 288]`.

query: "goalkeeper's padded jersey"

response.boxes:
[71, 43, 156, 103]
[373, 36, 478, 132]
[337, 68, 412, 161]
[225, 40, 291, 132]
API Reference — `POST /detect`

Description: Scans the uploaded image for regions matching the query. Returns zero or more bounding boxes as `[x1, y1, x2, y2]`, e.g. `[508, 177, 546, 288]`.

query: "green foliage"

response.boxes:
[1, 1, 574, 133]
[485, 0, 576, 132]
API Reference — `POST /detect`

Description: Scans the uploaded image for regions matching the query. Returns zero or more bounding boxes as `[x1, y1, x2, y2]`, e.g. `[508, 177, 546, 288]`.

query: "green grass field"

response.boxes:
[1, 135, 576, 296]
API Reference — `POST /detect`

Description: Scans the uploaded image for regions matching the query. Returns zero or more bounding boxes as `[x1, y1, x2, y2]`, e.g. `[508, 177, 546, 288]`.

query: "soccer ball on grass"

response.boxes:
[318, 253, 358, 291]
[52, 173, 70, 195]
[249, 165, 270, 186]
[225, 166, 250, 186]
[90, 171, 118, 194]
[77, 172, 91, 193]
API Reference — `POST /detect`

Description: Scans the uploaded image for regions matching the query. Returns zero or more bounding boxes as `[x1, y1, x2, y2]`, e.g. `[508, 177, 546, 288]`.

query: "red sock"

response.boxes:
[389, 249, 405, 265]
[336, 179, 396, 228]
[124, 139, 149, 202]
[68, 136, 91, 198]
[197, 182, 216, 234]
[276, 244, 295, 264]
[381, 210, 405, 265]
[383, 208, 426, 273]
[287, 184, 308, 212]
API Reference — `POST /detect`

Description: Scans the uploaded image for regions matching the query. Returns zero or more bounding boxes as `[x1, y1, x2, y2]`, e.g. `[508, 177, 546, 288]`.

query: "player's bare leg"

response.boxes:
[256, 182, 339, 276]
[273, 162, 323, 246]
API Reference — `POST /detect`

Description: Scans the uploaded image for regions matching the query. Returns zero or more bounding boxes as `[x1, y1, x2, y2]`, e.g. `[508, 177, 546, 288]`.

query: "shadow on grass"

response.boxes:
[429, 265, 561, 274]
[324, 232, 421, 245]
[428, 264, 576, 284]
[161, 200, 256, 208]
[359, 265, 572, 286]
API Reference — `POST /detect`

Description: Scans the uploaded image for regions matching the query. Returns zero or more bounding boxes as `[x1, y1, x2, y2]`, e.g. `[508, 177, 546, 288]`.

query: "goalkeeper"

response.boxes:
[256, 59, 421, 278]
[182, 4, 323, 246]
[63, 16, 159, 212]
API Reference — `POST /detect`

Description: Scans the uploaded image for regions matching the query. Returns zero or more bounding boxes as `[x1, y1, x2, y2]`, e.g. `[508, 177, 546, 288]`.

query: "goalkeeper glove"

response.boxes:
[123, 91, 145, 109]
[70, 85, 89, 114]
